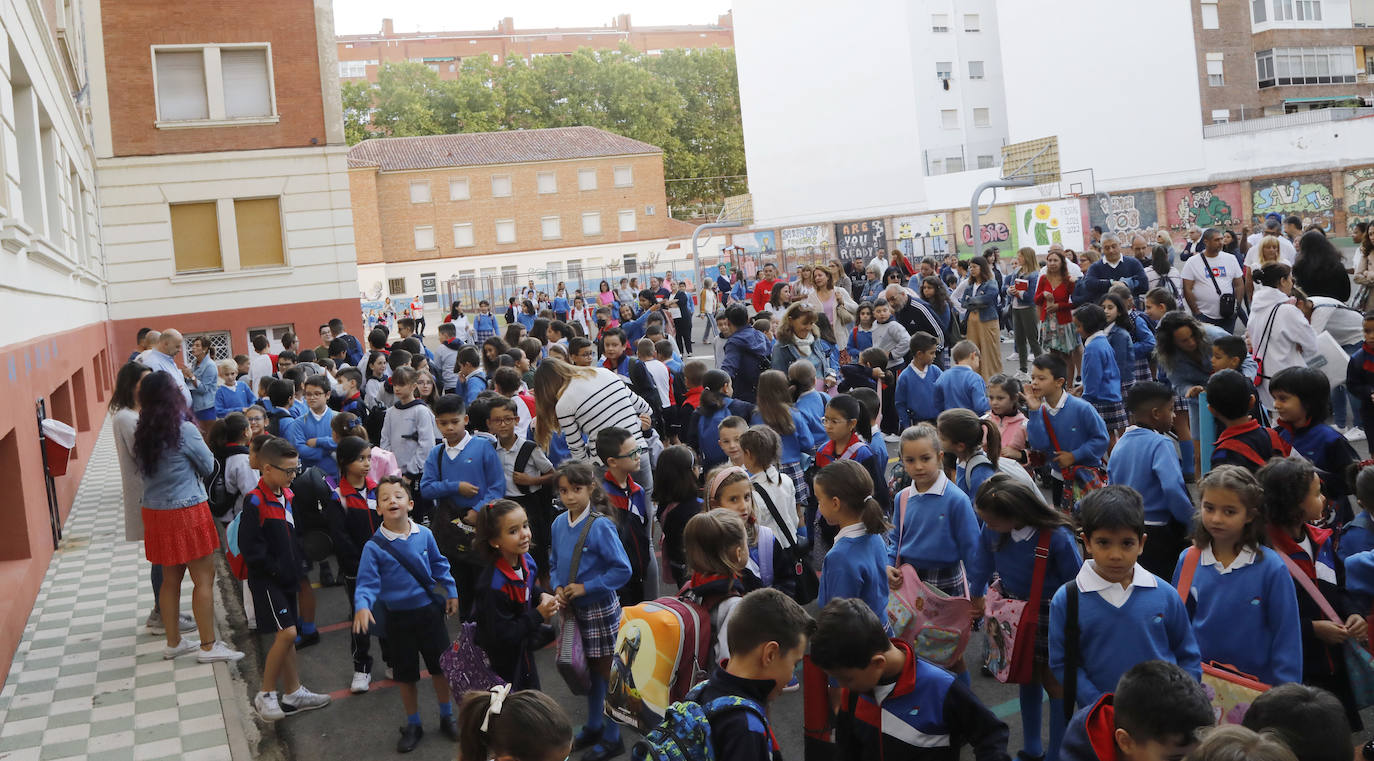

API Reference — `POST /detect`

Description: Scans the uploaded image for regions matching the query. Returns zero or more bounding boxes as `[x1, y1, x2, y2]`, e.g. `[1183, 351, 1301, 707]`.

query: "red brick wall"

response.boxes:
[101, 0, 327, 156]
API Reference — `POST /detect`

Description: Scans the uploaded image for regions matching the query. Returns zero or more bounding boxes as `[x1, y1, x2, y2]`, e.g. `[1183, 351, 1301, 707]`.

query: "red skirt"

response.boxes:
[143, 503, 220, 566]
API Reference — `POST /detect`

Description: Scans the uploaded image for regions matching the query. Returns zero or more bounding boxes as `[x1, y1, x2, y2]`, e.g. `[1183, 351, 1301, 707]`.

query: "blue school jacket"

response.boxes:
[934, 365, 990, 415]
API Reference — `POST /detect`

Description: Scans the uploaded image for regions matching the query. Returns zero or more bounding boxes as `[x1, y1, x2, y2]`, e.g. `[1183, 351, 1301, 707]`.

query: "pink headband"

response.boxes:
[707, 466, 750, 504]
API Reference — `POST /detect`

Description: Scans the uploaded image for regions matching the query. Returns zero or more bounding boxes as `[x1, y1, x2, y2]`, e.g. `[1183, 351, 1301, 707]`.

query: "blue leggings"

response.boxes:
[150, 564, 163, 608]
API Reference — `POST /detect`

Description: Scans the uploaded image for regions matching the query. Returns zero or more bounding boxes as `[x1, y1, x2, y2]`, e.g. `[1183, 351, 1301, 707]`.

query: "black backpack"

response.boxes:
[205, 457, 235, 518]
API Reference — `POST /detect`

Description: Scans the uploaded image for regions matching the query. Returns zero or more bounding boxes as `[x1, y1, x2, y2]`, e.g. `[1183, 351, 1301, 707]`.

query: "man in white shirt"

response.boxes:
[141, 329, 193, 407]
[1243, 218, 1298, 266]
[1181, 228, 1244, 333]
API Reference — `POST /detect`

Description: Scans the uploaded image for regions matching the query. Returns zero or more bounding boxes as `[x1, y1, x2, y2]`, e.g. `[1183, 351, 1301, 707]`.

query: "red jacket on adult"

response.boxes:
[751, 278, 777, 313]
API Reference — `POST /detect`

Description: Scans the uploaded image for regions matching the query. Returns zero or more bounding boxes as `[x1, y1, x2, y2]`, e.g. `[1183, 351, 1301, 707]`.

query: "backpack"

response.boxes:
[886, 458, 912, 499]
[205, 456, 234, 518]
[964, 451, 1037, 490]
[225, 510, 248, 580]
[606, 588, 733, 734]
[630, 682, 769, 761]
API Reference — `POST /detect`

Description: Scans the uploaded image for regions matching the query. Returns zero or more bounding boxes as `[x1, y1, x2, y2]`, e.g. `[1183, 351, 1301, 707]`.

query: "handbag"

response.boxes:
[1202, 255, 1236, 319]
[984, 530, 1052, 684]
[439, 621, 506, 698]
[1279, 551, 1374, 710]
[1176, 547, 1270, 724]
[885, 488, 973, 669]
[753, 483, 819, 604]
[555, 512, 599, 696]
[1040, 408, 1108, 514]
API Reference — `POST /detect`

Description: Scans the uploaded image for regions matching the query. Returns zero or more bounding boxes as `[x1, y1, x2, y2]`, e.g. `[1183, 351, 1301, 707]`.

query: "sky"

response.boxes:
[331, 0, 730, 36]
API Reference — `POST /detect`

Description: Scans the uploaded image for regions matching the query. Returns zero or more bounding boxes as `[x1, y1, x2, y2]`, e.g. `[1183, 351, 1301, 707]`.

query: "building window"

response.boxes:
[409, 180, 431, 204]
[453, 223, 474, 247]
[623, 254, 637, 274]
[153, 45, 275, 125]
[931, 13, 949, 32]
[936, 61, 952, 80]
[977, 154, 995, 169]
[945, 156, 965, 172]
[582, 211, 602, 236]
[339, 59, 376, 78]
[450, 177, 469, 200]
[968, 61, 985, 79]
[613, 166, 633, 187]
[170, 202, 222, 273]
[941, 109, 958, 128]
[388, 277, 406, 295]
[618, 209, 636, 233]
[491, 175, 512, 197]
[964, 13, 981, 31]
[1206, 54, 1225, 86]
[234, 198, 284, 268]
[1296, 0, 1321, 20]
[578, 168, 597, 191]
[414, 226, 435, 250]
[537, 171, 557, 194]
[1256, 46, 1356, 87]
[973, 107, 990, 127]
[1201, 0, 1220, 28]
[1211, 109, 1231, 123]
[187, 331, 233, 362]
[541, 215, 561, 239]
[495, 219, 516, 244]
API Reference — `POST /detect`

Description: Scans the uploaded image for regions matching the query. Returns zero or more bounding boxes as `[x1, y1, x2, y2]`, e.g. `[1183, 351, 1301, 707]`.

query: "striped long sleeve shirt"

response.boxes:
[555, 368, 652, 462]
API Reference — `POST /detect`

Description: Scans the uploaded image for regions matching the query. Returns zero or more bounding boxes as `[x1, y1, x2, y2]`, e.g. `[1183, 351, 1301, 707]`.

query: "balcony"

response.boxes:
[1202, 106, 1374, 137]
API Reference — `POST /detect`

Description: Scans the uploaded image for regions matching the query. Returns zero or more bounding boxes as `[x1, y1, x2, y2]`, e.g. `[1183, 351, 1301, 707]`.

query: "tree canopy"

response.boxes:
[341, 46, 746, 216]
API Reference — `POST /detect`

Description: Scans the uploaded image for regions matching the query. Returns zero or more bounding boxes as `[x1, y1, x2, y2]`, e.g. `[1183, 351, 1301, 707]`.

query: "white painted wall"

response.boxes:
[98, 145, 359, 321]
[733, 0, 927, 228]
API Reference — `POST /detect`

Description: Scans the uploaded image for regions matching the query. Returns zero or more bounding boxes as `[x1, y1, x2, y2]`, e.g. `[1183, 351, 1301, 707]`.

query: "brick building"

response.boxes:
[1191, 0, 1374, 124]
[336, 13, 734, 82]
[348, 126, 677, 306]
[87, 0, 361, 358]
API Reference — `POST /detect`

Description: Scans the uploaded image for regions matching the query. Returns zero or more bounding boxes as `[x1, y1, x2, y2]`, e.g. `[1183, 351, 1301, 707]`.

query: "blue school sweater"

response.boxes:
[968, 525, 1082, 603]
[290, 398, 309, 418]
[819, 527, 890, 620]
[1107, 427, 1193, 527]
[516, 312, 535, 331]
[286, 408, 339, 478]
[887, 474, 985, 593]
[750, 408, 820, 465]
[695, 400, 754, 470]
[934, 364, 989, 415]
[955, 456, 996, 503]
[794, 390, 827, 440]
[1027, 394, 1109, 480]
[353, 522, 458, 612]
[215, 381, 256, 418]
[896, 362, 943, 428]
[1081, 333, 1122, 404]
[553, 296, 569, 314]
[1172, 545, 1302, 686]
[1339, 513, 1374, 562]
[462, 370, 488, 405]
[1130, 312, 1156, 362]
[549, 510, 632, 609]
[1049, 562, 1201, 709]
[418, 435, 505, 515]
[1105, 324, 1133, 387]
[473, 313, 499, 338]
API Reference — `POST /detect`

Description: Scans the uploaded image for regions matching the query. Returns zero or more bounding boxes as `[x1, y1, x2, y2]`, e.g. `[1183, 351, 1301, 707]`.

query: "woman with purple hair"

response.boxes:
[134, 371, 243, 663]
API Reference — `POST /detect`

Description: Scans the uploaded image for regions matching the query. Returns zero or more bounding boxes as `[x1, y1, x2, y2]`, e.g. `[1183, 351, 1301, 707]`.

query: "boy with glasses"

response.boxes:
[596, 426, 652, 606]
[287, 375, 338, 479]
[490, 397, 557, 588]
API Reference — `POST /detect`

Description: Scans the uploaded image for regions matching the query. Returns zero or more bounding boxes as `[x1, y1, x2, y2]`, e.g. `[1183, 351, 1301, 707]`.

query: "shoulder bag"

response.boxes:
[1278, 551, 1374, 709]
[556, 512, 600, 695]
[1175, 547, 1271, 723]
[984, 530, 1052, 684]
[1202, 255, 1237, 319]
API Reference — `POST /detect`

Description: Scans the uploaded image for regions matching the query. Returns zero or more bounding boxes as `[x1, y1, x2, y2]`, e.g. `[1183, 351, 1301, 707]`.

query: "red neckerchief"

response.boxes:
[1364, 342, 1374, 374]
[688, 572, 731, 588]
[1267, 523, 1332, 579]
[817, 433, 862, 467]
[495, 554, 532, 603]
[1217, 418, 1261, 441]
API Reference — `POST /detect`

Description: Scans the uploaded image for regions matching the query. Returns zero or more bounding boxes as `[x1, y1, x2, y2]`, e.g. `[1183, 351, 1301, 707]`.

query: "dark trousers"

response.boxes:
[1139, 522, 1188, 582]
[674, 316, 694, 354]
[1197, 313, 1236, 334]
[402, 473, 432, 524]
[415, 316, 426, 337]
[514, 491, 553, 583]
[343, 574, 388, 673]
[880, 379, 900, 435]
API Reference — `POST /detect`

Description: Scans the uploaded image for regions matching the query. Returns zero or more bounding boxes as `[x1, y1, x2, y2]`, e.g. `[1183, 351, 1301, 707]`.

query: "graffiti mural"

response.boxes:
[952, 206, 1015, 258]
[1088, 190, 1159, 243]
[1165, 183, 1243, 230]
[1013, 199, 1085, 255]
[834, 218, 888, 263]
[732, 230, 777, 255]
[1250, 174, 1335, 230]
[780, 225, 834, 266]
[1344, 168, 1374, 233]
[892, 213, 952, 259]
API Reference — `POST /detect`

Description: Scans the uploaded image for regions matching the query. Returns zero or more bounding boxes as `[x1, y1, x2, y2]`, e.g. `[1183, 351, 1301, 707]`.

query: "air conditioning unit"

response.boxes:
[645, 205, 656, 216]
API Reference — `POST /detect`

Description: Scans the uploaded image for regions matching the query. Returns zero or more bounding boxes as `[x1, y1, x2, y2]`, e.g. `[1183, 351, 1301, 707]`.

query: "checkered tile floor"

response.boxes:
[0, 420, 233, 761]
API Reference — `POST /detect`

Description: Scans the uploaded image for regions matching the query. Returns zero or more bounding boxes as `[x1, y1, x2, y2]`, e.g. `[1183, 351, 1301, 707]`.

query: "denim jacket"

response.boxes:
[189, 357, 219, 413]
[961, 280, 1001, 322]
[139, 421, 215, 510]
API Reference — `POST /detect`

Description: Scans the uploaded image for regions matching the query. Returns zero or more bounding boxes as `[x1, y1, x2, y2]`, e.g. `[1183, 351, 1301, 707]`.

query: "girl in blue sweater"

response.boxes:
[967, 475, 1080, 761]
[813, 394, 890, 551]
[1107, 282, 1156, 386]
[1172, 465, 1302, 689]
[1271, 367, 1359, 526]
[549, 461, 633, 759]
[1099, 293, 1137, 394]
[1074, 302, 1126, 446]
[685, 369, 756, 471]
[849, 302, 876, 352]
[937, 407, 1004, 501]
[814, 458, 891, 621]
[751, 369, 821, 509]
[787, 361, 829, 441]
[886, 423, 984, 684]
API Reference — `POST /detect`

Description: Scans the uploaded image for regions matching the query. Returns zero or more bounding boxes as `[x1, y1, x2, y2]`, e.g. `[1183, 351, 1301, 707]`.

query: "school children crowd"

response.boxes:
[108, 230, 1374, 761]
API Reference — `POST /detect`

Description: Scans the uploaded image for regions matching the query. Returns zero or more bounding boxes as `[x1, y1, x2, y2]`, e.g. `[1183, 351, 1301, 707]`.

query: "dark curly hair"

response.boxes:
[133, 371, 191, 476]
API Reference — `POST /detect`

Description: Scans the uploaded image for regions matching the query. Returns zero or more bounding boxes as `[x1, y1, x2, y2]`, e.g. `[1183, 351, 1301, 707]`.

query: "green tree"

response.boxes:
[371, 62, 446, 137]
[341, 80, 375, 144]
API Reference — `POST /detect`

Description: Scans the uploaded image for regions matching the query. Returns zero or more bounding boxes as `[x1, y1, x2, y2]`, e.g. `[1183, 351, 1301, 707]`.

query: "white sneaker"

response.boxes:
[883, 433, 901, 444]
[162, 638, 200, 660]
[255, 691, 285, 722]
[1346, 427, 1367, 442]
[147, 611, 198, 635]
[350, 671, 371, 694]
[196, 641, 246, 663]
[281, 685, 332, 713]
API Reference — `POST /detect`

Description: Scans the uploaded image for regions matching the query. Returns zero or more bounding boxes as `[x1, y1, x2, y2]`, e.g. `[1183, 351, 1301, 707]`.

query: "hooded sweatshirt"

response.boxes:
[721, 326, 771, 403]
[1247, 283, 1318, 409]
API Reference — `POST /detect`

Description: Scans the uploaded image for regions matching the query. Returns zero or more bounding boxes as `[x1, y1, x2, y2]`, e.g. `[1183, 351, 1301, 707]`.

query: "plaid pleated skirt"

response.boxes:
[910, 564, 966, 597]
[1092, 399, 1129, 433]
[1132, 355, 1153, 385]
[778, 460, 810, 509]
[572, 594, 622, 659]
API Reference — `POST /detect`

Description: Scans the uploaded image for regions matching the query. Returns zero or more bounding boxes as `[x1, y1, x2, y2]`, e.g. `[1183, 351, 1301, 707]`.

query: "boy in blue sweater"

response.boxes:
[353, 476, 460, 753]
[419, 394, 504, 617]
[455, 347, 487, 405]
[286, 375, 338, 479]
[1049, 486, 1201, 712]
[1026, 354, 1110, 512]
[1108, 382, 1194, 581]
[896, 332, 943, 430]
[934, 340, 990, 416]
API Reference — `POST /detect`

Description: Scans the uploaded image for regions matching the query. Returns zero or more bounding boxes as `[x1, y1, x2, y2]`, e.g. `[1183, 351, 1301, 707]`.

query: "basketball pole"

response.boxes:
[970, 142, 1052, 256]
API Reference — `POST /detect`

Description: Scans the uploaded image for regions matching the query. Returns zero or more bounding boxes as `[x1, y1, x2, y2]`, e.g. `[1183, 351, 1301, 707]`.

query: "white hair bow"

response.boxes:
[480, 684, 512, 733]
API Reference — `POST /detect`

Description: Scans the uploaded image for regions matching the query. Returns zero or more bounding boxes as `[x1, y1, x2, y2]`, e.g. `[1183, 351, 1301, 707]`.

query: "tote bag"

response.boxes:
[885, 487, 973, 669]
[984, 530, 1052, 684]
[1176, 547, 1270, 724]
[555, 514, 599, 695]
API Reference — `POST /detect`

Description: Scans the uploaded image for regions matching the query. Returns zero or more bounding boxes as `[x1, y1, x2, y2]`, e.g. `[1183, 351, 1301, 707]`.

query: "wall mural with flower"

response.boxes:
[1014, 199, 1084, 255]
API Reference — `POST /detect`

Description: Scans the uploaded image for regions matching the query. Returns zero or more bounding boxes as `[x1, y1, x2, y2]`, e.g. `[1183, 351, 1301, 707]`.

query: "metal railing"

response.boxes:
[1203, 106, 1374, 137]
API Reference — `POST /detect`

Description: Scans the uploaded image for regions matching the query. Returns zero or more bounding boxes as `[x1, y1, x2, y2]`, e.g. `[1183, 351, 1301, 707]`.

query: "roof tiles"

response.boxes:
[346, 126, 661, 171]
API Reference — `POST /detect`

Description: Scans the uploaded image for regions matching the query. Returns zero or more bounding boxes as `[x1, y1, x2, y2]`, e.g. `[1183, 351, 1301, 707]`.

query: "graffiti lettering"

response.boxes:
[1344, 168, 1374, 232]
[1251, 175, 1334, 229]
[961, 222, 1011, 247]
[834, 218, 888, 263]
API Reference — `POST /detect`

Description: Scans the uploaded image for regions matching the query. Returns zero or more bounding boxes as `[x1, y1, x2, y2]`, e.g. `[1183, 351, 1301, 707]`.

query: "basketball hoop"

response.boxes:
[1035, 175, 1059, 200]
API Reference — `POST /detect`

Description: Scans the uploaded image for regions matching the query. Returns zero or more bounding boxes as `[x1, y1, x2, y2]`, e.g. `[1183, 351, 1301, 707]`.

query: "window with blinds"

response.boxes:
[221, 49, 272, 118]
[155, 51, 209, 121]
[170, 202, 222, 273]
[153, 45, 275, 124]
[234, 198, 284, 268]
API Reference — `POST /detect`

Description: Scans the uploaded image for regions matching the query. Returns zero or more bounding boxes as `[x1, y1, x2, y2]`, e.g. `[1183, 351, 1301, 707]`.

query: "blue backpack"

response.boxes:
[631, 682, 769, 761]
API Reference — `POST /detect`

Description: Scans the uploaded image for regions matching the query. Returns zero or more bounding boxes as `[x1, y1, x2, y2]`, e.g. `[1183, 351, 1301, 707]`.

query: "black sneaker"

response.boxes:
[319, 564, 339, 588]
[397, 724, 424, 753]
[581, 739, 625, 761]
[571, 726, 602, 752]
[439, 716, 458, 741]
[295, 631, 321, 650]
